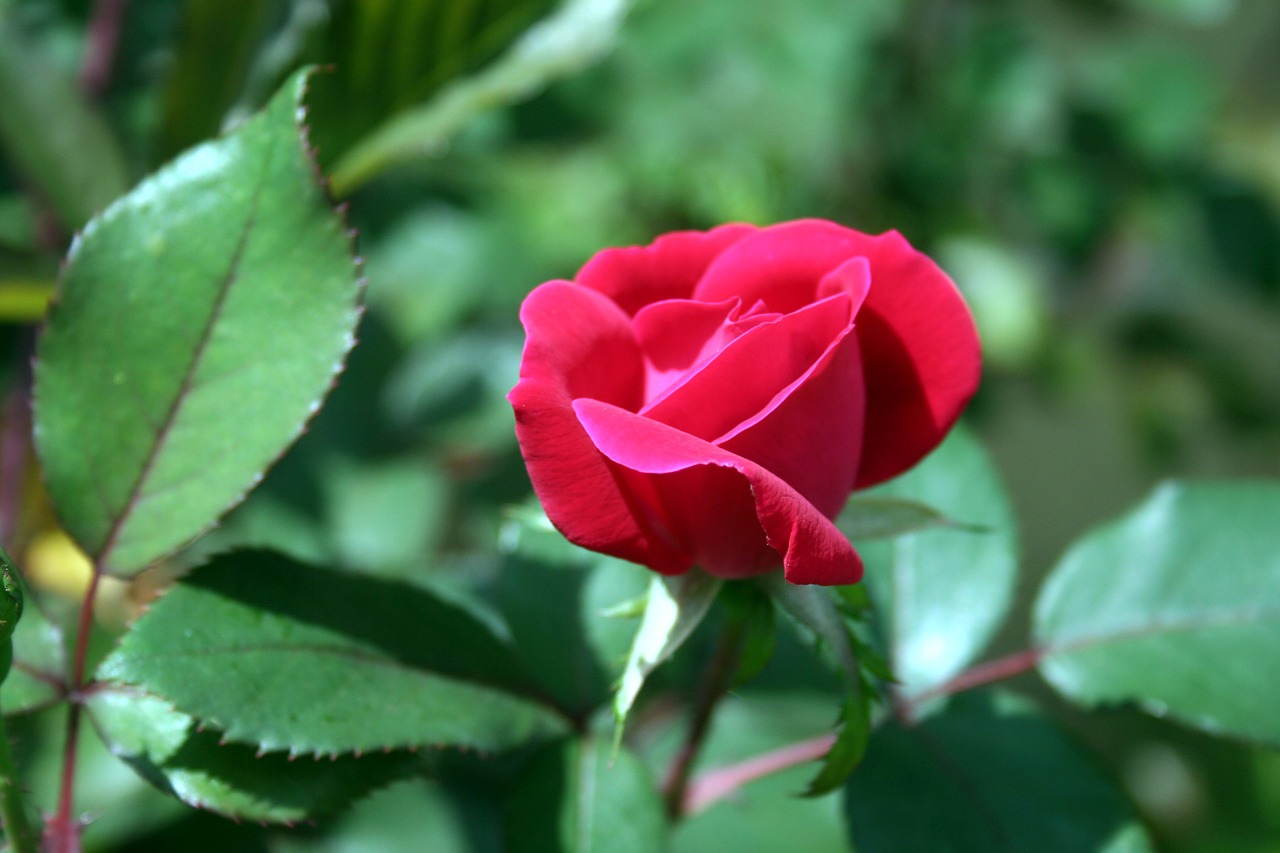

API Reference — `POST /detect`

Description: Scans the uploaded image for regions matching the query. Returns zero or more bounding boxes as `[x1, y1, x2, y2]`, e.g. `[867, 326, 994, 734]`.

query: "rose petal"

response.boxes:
[574, 399, 863, 585]
[717, 328, 866, 518]
[509, 283, 690, 573]
[632, 297, 749, 403]
[641, 293, 856, 444]
[693, 219, 871, 313]
[577, 224, 756, 316]
[849, 231, 982, 487]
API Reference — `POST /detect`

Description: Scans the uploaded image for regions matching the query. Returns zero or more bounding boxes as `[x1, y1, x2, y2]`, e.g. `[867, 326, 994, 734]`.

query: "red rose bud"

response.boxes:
[508, 219, 980, 585]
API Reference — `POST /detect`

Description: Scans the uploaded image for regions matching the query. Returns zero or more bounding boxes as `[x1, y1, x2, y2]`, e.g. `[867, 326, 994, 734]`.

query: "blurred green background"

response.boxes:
[1, 0, 1279, 849]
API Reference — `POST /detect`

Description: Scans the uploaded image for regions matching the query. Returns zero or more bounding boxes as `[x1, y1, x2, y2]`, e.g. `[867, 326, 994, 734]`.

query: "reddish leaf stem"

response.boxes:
[683, 732, 837, 815]
[79, 0, 129, 97]
[902, 646, 1044, 713]
[45, 566, 103, 853]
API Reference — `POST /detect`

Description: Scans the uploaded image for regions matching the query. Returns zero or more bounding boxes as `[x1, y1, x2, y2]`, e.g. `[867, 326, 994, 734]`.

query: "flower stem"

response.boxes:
[0, 708, 37, 853]
[44, 566, 103, 853]
[683, 732, 836, 815]
[661, 609, 749, 819]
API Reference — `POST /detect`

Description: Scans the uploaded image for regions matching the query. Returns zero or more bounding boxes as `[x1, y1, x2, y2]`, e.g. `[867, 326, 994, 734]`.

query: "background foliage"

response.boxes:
[1, 0, 1278, 850]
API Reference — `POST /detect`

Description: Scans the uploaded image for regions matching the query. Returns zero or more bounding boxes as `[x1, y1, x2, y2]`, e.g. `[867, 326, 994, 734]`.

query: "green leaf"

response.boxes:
[329, 0, 635, 195]
[499, 504, 648, 716]
[95, 550, 567, 756]
[1034, 481, 1280, 742]
[2, 591, 65, 714]
[801, 695, 869, 797]
[33, 68, 363, 576]
[0, 13, 130, 229]
[844, 691, 1154, 853]
[857, 426, 1018, 700]
[505, 736, 666, 853]
[836, 495, 968, 542]
[613, 571, 721, 736]
[87, 687, 416, 823]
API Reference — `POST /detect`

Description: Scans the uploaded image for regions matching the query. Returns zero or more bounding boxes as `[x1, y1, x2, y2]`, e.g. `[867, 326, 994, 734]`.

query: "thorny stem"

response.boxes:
[661, 612, 750, 819]
[0, 710, 37, 853]
[45, 567, 103, 853]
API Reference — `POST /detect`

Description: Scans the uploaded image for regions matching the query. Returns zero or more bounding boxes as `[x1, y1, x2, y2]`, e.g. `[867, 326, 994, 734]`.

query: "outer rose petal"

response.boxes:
[694, 220, 979, 487]
[576, 224, 756, 316]
[509, 283, 690, 574]
[573, 399, 863, 585]
[848, 230, 981, 487]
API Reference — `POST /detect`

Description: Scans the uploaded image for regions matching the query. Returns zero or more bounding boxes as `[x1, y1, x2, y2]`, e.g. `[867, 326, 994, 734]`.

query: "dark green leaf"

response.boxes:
[95, 550, 566, 755]
[0, 13, 129, 229]
[762, 578, 858, 685]
[1034, 481, 1280, 742]
[801, 695, 869, 797]
[499, 504, 647, 716]
[844, 691, 1154, 853]
[34, 68, 363, 576]
[721, 582, 776, 687]
[88, 687, 416, 823]
[505, 736, 666, 853]
[857, 426, 1018, 700]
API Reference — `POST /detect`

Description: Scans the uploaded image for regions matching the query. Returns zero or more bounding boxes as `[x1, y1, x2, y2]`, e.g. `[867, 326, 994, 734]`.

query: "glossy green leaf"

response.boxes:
[87, 688, 416, 823]
[505, 736, 666, 853]
[1034, 481, 1280, 742]
[844, 691, 1154, 853]
[0, 13, 130, 229]
[33, 68, 363, 576]
[857, 426, 1018, 700]
[95, 550, 567, 755]
[613, 571, 721, 736]
[329, 0, 634, 195]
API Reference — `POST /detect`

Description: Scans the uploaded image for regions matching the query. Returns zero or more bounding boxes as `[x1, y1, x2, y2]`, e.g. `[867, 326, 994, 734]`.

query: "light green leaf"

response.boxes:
[1034, 481, 1280, 742]
[613, 571, 721, 735]
[88, 688, 416, 824]
[33, 68, 363, 576]
[857, 426, 1018, 700]
[2, 591, 64, 714]
[95, 550, 567, 756]
[844, 691, 1154, 853]
[505, 736, 666, 853]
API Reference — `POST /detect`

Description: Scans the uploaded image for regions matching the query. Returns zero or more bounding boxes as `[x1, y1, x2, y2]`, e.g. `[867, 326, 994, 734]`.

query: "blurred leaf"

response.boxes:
[0, 12, 130, 229]
[857, 426, 1019, 702]
[272, 777, 472, 852]
[613, 571, 720, 737]
[505, 736, 666, 853]
[836, 495, 966, 543]
[2, 590, 65, 714]
[498, 504, 647, 716]
[329, 0, 634, 195]
[323, 455, 448, 576]
[88, 688, 416, 823]
[155, 0, 280, 160]
[33, 68, 362, 576]
[937, 237, 1049, 371]
[96, 550, 567, 755]
[0, 280, 53, 322]
[721, 582, 776, 687]
[1034, 481, 1280, 742]
[844, 691, 1154, 853]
